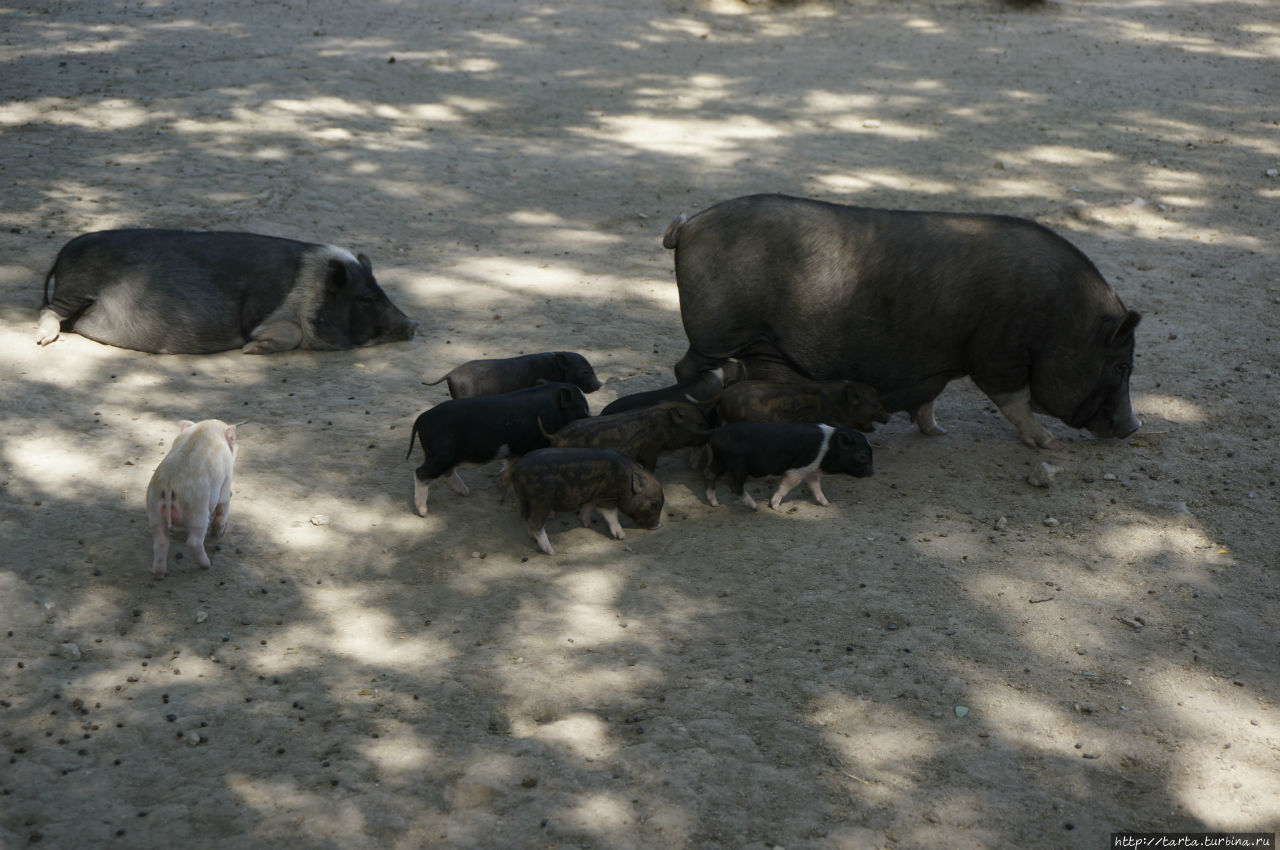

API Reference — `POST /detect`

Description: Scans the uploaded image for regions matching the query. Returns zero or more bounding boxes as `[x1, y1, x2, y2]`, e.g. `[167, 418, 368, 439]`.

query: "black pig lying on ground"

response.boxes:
[36, 229, 418, 354]
[509, 448, 664, 555]
[425, 351, 602, 398]
[704, 422, 874, 511]
[406, 382, 591, 516]
[665, 194, 1141, 449]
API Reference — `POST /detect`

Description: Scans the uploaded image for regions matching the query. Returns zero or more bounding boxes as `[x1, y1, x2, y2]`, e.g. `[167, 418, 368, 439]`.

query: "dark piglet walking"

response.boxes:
[36, 229, 417, 354]
[425, 351, 602, 398]
[704, 422, 873, 511]
[406, 382, 591, 516]
[509, 448, 665, 555]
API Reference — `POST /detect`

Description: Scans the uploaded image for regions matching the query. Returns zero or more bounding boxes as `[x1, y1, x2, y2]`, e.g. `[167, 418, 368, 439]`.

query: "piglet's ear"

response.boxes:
[632, 471, 646, 494]
[356, 253, 373, 274]
[179, 420, 196, 431]
[224, 425, 237, 451]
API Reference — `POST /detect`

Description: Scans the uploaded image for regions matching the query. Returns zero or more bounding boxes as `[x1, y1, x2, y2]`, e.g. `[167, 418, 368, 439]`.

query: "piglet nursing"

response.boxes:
[145, 419, 238, 579]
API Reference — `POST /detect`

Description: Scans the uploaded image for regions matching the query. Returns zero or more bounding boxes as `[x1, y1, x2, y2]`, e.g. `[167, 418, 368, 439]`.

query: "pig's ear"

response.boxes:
[325, 258, 351, 292]
[554, 352, 569, 370]
[631, 471, 646, 494]
[356, 253, 374, 274]
[224, 425, 237, 451]
[179, 420, 196, 431]
[1105, 310, 1141, 347]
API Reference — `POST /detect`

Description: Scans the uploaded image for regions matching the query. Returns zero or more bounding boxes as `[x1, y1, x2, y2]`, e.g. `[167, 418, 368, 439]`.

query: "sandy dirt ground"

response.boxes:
[1, 0, 1278, 847]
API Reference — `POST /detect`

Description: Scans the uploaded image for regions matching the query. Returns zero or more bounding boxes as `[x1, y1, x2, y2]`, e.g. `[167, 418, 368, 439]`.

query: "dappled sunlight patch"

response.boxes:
[514, 711, 617, 761]
[809, 692, 938, 803]
[291, 584, 459, 667]
[227, 775, 369, 838]
[574, 114, 780, 161]
[814, 170, 955, 197]
[1093, 523, 1229, 571]
[0, 97, 163, 130]
[560, 791, 639, 838]
[358, 722, 438, 776]
[1133, 392, 1207, 425]
[1021, 145, 1116, 167]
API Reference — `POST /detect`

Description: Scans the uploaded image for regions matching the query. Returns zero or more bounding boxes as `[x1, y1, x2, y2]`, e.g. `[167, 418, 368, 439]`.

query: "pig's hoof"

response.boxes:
[1021, 431, 1061, 450]
[414, 502, 428, 517]
[919, 422, 947, 437]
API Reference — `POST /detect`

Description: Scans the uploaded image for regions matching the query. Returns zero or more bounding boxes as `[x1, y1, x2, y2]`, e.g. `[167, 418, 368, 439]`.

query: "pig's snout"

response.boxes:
[1109, 412, 1141, 439]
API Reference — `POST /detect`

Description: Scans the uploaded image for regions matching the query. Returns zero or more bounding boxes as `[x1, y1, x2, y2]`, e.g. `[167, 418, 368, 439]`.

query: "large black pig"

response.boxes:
[665, 194, 1141, 449]
[35, 229, 418, 354]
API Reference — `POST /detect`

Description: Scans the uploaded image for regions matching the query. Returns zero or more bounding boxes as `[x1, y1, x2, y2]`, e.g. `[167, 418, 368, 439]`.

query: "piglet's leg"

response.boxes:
[413, 474, 430, 516]
[769, 471, 806, 510]
[184, 512, 213, 569]
[211, 501, 231, 539]
[446, 468, 471, 496]
[150, 515, 171, 579]
[578, 504, 595, 527]
[805, 472, 830, 507]
[738, 489, 759, 511]
[533, 526, 556, 555]
[705, 486, 721, 507]
[990, 386, 1060, 449]
[598, 507, 626, 540]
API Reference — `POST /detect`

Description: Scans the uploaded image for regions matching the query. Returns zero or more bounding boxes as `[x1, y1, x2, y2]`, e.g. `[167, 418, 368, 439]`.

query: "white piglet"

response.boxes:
[145, 419, 238, 579]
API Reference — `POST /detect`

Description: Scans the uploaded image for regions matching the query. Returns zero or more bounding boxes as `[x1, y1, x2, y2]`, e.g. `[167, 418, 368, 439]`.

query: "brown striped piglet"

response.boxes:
[510, 448, 664, 555]
[145, 419, 238, 579]
[542, 400, 711, 471]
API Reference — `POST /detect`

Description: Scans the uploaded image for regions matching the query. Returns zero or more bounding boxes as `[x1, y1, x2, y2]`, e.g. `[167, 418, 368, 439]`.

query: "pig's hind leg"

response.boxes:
[182, 507, 213, 569]
[149, 511, 171, 579]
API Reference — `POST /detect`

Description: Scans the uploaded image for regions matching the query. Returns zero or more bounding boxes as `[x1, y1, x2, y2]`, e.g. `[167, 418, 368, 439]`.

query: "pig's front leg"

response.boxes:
[990, 387, 1060, 449]
[598, 507, 625, 540]
[911, 399, 947, 436]
[243, 319, 303, 354]
[769, 471, 804, 509]
[804, 472, 829, 506]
